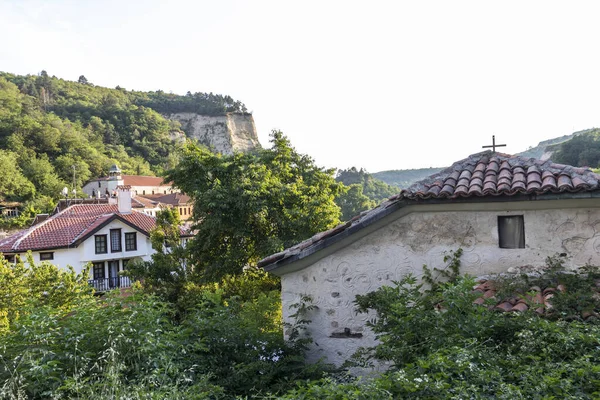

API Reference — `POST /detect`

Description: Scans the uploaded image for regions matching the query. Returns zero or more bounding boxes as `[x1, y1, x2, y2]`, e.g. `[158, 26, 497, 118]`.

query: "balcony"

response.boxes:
[88, 276, 132, 292]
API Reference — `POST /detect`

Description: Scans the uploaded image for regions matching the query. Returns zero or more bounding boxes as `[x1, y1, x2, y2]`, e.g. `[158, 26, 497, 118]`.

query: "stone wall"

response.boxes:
[279, 202, 600, 367]
[166, 112, 260, 155]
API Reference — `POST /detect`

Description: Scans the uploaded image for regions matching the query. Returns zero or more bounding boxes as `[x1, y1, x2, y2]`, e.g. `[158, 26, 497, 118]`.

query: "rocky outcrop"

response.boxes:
[166, 112, 260, 155]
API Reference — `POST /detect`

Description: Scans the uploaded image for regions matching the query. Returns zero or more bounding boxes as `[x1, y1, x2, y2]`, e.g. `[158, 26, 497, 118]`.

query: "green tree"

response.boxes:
[165, 131, 342, 281]
[335, 183, 376, 221]
[0, 150, 35, 202]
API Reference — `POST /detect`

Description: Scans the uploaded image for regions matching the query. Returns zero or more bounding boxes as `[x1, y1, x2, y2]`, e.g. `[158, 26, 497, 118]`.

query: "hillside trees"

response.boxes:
[334, 167, 398, 220]
[165, 131, 343, 281]
[553, 129, 600, 168]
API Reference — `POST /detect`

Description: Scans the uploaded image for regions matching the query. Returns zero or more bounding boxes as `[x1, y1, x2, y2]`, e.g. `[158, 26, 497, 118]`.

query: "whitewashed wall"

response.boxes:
[279, 201, 600, 367]
[23, 219, 154, 279]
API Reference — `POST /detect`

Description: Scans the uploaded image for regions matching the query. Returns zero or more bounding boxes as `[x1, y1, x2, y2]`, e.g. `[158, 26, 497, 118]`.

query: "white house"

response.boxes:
[82, 164, 176, 198]
[259, 151, 600, 367]
[0, 186, 183, 292]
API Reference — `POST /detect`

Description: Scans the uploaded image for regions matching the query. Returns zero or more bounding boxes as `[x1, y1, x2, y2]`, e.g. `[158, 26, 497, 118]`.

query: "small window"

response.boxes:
[93, 262, 105, 279]
[4, 254, 15, 263]
[125, 232, 137, 251]
[95, 235, 108, 254]
[152, 190, 155, 195]
[498, 216, 525, 249]
[143, 190, 145, 195]
[110, 229, 122, 252]
[98, 181, 101, 188]
[40, 252, 54, 261]
[122, 259, 130, 270]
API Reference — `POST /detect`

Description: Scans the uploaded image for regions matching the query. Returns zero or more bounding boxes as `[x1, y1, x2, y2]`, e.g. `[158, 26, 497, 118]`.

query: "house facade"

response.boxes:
[0, 187, 164, 292]
[82, 164, 176, 198]
[259, 151, 600, 367]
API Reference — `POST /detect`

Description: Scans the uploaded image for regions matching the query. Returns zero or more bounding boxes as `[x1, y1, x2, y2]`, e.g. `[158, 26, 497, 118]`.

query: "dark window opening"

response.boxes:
[498, 216, 525, 249]
[4, 254, 15, 263]
[125, 232, 137, 251]
[40, 252, 54, 261]
[110, 229, 122, 252]
[122, 259, 130, 270]
[95, 235, 108, 254]
[93, 262, 105, 279]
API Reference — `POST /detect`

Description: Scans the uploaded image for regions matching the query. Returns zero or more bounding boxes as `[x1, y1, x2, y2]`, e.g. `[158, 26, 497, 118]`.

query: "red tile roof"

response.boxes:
[123, 175, 170, 187]
[0, 204, 158, 253]
[403, 151, 600, 199]
[259, 151, 600, 271]
[137, 192, 191, 206]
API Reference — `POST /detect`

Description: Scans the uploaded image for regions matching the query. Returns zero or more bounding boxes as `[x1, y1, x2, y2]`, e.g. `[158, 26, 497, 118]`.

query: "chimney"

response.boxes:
[116, 185, 132, 214]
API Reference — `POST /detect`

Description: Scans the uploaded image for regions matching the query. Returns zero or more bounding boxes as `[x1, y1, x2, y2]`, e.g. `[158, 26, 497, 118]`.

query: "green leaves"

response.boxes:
[166, 131, 343, 281]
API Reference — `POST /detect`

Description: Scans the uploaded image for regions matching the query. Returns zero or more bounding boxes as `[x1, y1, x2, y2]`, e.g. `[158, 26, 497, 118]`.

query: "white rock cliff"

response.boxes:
[166, 112, 261, 155]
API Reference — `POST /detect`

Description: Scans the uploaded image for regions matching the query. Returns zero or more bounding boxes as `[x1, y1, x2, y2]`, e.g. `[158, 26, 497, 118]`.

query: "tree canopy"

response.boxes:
[165, 131, 343, 281]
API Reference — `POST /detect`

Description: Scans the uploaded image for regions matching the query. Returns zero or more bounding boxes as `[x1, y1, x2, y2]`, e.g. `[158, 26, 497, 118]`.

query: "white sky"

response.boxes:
[1, 0, 600, 172]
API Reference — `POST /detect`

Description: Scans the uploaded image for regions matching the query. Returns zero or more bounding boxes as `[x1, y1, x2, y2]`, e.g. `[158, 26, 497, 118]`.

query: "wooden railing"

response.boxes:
[88, 276, 132, 292]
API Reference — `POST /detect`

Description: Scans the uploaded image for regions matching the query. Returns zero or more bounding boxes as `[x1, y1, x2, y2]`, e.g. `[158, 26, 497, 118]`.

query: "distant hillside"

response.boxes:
[373, 167, 444, 189]
[515, 129, 595, 160]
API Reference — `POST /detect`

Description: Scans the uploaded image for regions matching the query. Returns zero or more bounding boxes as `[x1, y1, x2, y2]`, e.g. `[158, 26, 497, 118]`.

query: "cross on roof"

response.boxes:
[482, 135, 506, 152]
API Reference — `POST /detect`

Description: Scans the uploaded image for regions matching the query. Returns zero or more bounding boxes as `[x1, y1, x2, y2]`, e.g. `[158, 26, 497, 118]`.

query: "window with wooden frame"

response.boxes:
[40, 252, 54, 261]
[95, 235, 108, 254]
[93, 262, 105, 279]
[110, 229, 122, 252]
[125, 232, 137, 251]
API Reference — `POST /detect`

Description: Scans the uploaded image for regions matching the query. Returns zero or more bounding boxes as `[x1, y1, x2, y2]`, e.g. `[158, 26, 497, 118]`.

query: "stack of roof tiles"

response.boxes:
[472, 279, 600, 321]
[259, 151, 600, 269]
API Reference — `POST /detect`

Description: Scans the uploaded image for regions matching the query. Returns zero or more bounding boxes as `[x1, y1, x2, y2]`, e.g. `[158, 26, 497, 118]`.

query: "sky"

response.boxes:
[1, 0, 600, 172]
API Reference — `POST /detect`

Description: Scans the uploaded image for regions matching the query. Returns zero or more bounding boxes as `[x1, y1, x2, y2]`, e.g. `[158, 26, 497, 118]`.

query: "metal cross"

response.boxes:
[482, 135, 506, 152]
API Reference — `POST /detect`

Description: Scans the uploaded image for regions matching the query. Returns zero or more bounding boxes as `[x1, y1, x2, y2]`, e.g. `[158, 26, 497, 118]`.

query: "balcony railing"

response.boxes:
[88, 276, 132, 292]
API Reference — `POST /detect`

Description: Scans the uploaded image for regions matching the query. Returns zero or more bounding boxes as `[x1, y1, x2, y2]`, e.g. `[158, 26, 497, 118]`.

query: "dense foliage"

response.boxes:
[552, 129, 600, 168]
[334, 167, 398, 221]
[165, 131, 343, 281]
[0, 259, 327, 399]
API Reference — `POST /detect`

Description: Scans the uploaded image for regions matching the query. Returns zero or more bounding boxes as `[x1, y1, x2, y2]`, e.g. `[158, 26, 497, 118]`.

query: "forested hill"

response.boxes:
[0, 71, 248, 212]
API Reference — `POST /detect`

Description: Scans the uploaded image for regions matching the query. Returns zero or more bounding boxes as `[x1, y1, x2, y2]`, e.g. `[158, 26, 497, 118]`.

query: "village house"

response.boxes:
[82, 164, 176, 198]
[81, 165, 194, 219]
[0, 186, 188, 292]
[259, 151, 600, 367]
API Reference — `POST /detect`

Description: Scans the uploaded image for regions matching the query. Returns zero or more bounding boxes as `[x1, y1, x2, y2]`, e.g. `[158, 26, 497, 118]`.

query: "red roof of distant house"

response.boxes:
[122, 175, 170, 187]
[137, 192, 191, 206]
[0, 204, 158, 253]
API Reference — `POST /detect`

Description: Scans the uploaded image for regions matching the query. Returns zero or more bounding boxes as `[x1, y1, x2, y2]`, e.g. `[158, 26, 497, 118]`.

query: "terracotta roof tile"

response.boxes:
[473, 278, 599, 320]
[0, 204, 158, 253]
[259, 151, 600, 271]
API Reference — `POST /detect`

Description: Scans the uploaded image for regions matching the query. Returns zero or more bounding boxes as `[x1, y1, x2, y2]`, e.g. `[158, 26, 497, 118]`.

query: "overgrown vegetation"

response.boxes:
[284, 254, 600, 398]
[3, 247, 600, 398]
[0, 257, 328, 399]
